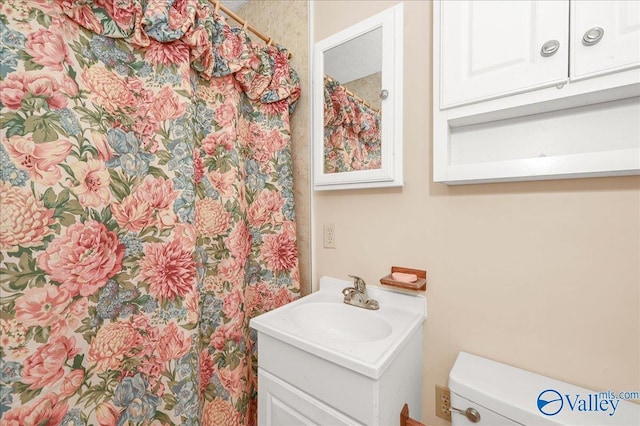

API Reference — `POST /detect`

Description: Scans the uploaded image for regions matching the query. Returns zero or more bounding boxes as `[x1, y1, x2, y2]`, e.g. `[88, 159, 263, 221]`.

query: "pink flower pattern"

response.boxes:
[0, 182, 55, 250]
[22, 335, 80, 390]
[14, 284, 71, 327]
[38, 220, 124, 297]
[323, 77, 381, 173]
[111, 195, 155, 232]
[88, 320, 143, 373]
[4, 134, 72, 184]
[151, 86, 187, 122]
[25, 27, 70, 70]
[68, 158, 112, 208]
[261, 221, 299, 272]
[157, 322, 191, 362]
[81, 65, 139, 113]
[140, 236, 196, 301]
[0, 1, 300, 426]
[60, 369, 85, 397]
[1, 393, 69, 426]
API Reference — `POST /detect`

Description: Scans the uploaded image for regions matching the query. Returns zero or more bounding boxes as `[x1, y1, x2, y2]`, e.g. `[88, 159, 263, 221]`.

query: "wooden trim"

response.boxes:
[400, 404, 425, 426]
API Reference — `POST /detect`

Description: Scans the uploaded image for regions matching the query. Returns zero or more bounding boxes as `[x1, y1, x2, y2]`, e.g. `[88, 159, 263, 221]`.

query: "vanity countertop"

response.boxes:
[250, 276, 426, 379]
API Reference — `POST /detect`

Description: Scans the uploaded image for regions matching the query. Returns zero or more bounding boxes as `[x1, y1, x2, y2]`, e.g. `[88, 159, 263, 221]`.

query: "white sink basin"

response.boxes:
[290, 302, 393, 342]
[250, 276, 426, 378]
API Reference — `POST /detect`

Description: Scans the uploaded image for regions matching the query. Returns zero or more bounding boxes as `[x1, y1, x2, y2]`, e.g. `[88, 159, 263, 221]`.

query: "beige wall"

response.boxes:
[314, 1, 640, 424]
[344, 72, 383, 111]
[237, 0, 311, 295]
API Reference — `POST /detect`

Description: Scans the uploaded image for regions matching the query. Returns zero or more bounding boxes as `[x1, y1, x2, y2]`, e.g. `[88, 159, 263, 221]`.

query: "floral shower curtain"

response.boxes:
[323, 77, 381, 174]
[0, 1, 300, 425]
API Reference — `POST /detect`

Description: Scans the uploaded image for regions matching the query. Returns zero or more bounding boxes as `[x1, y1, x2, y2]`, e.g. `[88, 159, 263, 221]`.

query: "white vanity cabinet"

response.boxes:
[257, 340, 364, 426]
[434, 0, 640, 184]
[257, 331, 424, 426]
[250, 277, 426, 426]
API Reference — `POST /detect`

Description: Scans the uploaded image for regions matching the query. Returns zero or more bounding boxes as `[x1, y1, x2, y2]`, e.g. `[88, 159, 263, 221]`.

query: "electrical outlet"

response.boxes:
[436, 385, 452, 422]
[323, 223, 336, 248]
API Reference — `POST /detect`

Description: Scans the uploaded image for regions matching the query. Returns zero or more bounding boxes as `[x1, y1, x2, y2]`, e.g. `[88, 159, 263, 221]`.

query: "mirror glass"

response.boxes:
[323, 27, 383, 174]
[313, 4, 403, 190]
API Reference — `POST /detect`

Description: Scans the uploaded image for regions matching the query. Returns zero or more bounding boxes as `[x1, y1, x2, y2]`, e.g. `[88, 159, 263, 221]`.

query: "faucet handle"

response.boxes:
[348, 275, 367, 292]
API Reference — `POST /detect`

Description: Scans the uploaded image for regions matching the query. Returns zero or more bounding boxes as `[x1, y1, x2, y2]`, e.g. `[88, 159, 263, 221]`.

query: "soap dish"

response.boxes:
[380, 266, 427, 291]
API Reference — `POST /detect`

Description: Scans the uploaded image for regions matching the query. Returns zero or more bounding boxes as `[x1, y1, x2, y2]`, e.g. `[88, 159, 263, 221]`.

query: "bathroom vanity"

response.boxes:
[250, 276, 426, 425]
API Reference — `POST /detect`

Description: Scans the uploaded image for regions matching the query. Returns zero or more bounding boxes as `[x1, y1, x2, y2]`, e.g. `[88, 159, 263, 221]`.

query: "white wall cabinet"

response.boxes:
[440, 1, 569, 109]
[571, 0, 640, 80]
[434, 0, 640, 184]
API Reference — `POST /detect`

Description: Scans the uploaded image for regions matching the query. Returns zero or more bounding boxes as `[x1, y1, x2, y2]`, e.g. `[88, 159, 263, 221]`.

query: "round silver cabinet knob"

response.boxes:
[582, 27, 604, 46]
[540, 40, 560, 57]
[380, 89, 389, 100]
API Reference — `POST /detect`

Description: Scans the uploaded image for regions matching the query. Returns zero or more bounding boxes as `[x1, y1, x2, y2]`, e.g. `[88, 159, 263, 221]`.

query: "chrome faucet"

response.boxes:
[342, 275, 379, 310]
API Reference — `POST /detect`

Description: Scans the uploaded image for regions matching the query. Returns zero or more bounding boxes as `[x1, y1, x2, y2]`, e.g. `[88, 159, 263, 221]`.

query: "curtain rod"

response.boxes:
[210, 0, 292, 59]
[324, 75, 380, 114]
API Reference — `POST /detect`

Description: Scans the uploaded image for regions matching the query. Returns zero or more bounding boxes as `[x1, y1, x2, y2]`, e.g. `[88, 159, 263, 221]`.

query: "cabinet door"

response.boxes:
[439, 1, 569, 109]
[258, 370, 363, 426]
[571, 0, 640, 80]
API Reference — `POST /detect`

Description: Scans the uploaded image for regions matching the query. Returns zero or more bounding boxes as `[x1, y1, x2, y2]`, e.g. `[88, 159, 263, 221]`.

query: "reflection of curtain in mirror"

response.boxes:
[0, 1, 300, 426]
[323, 77, 381, 173]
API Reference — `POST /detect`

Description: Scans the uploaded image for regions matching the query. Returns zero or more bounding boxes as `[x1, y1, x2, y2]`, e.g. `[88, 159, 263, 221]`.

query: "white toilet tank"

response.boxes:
[449, 352, 640, 426]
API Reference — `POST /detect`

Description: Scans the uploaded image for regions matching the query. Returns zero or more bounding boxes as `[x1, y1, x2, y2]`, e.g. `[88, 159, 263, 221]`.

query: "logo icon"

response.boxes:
[537, 389, 563, 416]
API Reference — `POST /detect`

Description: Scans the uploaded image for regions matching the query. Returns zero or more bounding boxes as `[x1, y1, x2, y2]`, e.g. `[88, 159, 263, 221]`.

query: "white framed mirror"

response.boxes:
[313, 3, 403, 190]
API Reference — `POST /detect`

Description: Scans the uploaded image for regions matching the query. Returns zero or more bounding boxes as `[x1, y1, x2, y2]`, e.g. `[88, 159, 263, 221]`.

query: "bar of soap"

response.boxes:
[391, 272, 418, 283]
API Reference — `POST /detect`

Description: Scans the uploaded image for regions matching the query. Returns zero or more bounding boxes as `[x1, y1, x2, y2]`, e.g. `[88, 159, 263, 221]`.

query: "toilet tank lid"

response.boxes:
[449, 352, 640, 426]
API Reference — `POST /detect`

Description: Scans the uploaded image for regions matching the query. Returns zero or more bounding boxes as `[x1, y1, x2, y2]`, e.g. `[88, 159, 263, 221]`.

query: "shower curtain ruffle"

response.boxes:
[55, 0, 301, 106]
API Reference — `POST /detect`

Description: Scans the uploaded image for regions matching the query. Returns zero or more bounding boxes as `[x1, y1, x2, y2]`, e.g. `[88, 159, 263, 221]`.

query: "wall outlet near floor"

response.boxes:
[323, 223, 336, 248]
[436, 385, 452, 422]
